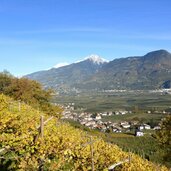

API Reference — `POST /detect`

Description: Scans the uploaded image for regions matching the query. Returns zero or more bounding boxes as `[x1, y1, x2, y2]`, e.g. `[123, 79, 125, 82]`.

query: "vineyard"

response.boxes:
[0, 94, 169, 170]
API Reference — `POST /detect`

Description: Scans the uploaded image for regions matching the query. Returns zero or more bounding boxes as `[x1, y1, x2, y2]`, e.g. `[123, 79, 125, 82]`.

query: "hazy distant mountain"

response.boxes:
[26, 50, 171, 92]
[26, 55, 108, 91]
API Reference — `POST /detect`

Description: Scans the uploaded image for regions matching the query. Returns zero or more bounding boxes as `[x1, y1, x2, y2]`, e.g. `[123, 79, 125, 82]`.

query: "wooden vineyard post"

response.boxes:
[9, 101, 13, 112]
[82, 135, 95, 171]
[34, 116, 54, 143]
[90, 136, 94, 171]
[36, 116, 54, 171]
[40, 115, 44, 171]
[40, 115, 44, 140]
[18, 100, 21, 111]
[35, 115, 54, 170]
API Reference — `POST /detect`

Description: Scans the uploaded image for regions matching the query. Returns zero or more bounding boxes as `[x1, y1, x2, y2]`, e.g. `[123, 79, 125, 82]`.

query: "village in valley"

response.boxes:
[60, 103, 165, 137]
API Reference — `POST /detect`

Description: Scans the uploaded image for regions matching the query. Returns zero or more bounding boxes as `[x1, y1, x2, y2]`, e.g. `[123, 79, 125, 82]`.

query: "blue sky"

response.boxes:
[0, 0, 171, 76]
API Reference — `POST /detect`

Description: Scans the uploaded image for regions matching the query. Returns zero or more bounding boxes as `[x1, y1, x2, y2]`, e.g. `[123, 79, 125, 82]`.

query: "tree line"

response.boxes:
[0, 70, 62, 117]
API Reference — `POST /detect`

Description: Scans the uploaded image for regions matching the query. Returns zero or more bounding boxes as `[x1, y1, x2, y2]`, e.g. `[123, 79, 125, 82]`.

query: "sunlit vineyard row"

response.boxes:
[0, 94, 168, 170]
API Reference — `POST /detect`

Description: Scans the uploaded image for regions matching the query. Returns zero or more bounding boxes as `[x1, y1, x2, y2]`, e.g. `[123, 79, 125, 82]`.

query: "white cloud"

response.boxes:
[13, 27, 108, 35]
[119, 33, 171, 41]
[53, 62, 69, 68]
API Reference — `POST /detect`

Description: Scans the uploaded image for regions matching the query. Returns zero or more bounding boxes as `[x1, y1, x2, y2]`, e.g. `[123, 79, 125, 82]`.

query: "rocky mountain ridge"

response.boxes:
[26, 50, 171, 92]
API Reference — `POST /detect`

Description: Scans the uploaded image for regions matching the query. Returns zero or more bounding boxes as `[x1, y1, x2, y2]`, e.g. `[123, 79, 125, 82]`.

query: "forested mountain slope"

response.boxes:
[26, 50, 171, 92]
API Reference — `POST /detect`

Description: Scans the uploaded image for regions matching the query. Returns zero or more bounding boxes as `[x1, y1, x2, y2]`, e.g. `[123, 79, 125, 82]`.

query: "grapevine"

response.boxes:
[0, 94, 169, 170]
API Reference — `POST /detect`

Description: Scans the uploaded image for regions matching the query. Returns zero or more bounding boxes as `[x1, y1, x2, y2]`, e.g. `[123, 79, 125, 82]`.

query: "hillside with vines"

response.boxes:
[0, 94, 169, 170]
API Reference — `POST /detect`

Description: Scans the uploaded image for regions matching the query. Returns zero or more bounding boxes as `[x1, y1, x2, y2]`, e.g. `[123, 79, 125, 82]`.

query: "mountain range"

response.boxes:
[26, 50, 171, 92]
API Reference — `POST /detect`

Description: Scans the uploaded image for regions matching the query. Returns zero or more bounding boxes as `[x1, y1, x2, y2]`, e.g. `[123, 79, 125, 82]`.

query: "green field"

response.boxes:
[54, 92, 171, 124]
[54, 92, 171, 112]
[102, 112, 164, 124]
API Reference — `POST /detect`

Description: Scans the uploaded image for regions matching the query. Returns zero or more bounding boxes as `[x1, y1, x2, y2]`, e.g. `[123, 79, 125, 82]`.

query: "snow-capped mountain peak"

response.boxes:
[85, 54, 108, 64]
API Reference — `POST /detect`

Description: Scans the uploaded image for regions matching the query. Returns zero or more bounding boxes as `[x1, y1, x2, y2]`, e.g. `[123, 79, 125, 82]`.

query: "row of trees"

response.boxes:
[155, 115, 171, 167]
[0, 70, 62, 117]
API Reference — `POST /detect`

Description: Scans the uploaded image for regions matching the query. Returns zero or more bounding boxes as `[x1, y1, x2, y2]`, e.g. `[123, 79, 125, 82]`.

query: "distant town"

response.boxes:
[59, 103, 170, 137]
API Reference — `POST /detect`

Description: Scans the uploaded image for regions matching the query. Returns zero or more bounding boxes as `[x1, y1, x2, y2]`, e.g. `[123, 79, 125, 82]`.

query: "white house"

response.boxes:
[108, 111, 113, 116]
[120, 111, 127, 115]
[153, 126, 161, 130]
[84, 117, 93, 121]
[122, 123, 131, 129]
[144, 124, 151, 130]
[95, 114, 102, 120]
[138, 125, 144, 130]
[112, 128, 118, 132]
[116, 129, 122, 133]
[135, 130, 144, 136]
[115, 111, 120, 115]
[102, 112, 107, 116]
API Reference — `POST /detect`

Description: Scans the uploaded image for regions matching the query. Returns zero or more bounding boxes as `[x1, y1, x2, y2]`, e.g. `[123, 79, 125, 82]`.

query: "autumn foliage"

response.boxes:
[0, 94, 169, 170]
[0, 71, 61, 117]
